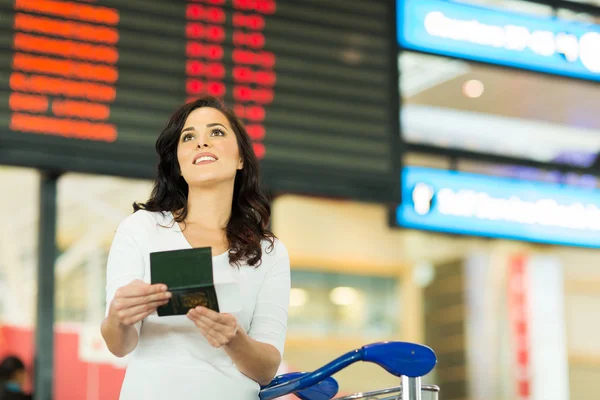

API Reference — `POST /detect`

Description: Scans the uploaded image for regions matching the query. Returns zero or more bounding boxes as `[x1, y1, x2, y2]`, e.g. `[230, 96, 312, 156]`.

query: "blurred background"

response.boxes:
[1, 0, 600, 399]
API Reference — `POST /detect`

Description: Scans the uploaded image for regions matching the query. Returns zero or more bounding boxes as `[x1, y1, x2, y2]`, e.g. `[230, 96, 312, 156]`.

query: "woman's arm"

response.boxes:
[187, 307, 281, 385]
[225, 327, 281, 385]
[101, 218, 170, 357]
[102, 280, 170, 357]
[101, 313, 139, 358]
[187, 242, 291, 385]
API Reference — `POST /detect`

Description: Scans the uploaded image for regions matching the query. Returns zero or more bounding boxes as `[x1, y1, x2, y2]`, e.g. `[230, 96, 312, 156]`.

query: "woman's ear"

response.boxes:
[237, 158, 244, 170]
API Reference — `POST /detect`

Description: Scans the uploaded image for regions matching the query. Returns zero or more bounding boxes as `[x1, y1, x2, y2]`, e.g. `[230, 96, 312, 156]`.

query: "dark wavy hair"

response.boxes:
[134, 96, 275, 267]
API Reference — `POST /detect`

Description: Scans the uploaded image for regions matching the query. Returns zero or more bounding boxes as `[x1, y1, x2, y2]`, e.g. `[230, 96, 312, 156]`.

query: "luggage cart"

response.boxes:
[259, 341, 439, 400]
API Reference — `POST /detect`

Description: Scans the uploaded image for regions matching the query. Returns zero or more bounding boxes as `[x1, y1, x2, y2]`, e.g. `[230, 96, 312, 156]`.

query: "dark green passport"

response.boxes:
[150, 247, 220, 317]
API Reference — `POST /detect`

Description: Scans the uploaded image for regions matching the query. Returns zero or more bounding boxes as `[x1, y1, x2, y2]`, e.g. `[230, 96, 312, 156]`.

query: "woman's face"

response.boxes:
[177, 107, 243, 187]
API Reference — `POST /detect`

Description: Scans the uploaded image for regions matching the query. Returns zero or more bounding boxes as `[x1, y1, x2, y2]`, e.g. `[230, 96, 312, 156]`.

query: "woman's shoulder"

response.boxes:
[260, 237, 289, 263]
[116, 209, 174, 235]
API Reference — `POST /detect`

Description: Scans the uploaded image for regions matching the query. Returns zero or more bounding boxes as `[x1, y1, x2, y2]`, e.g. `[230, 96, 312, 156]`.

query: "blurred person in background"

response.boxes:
[100, 96, 291, 399]
[0, 356, 31, 400]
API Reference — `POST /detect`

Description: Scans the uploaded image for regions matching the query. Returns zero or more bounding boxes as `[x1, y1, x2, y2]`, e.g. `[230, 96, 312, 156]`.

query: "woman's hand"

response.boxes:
[108, 279, 171, 327]
[187, 307, 239, 348]
[187, 307, 282, 385]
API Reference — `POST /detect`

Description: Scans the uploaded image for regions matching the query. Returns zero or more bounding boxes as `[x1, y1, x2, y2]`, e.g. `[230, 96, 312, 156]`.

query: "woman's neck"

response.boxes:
[184, 183, 234, 230]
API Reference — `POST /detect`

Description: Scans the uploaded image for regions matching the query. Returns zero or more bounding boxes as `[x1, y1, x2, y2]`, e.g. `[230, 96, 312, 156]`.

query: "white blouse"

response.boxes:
[104, 210, 291, 400]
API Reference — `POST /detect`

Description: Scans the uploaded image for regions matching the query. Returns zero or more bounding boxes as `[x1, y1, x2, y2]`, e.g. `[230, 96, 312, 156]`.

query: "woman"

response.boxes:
[101, 96, 291, 399]
[0, 356, 31, 400]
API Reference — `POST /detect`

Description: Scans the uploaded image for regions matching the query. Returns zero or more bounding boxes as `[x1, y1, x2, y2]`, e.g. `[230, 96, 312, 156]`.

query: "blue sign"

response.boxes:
[396, 167, 600, 248]
[397, 0, 600, 82]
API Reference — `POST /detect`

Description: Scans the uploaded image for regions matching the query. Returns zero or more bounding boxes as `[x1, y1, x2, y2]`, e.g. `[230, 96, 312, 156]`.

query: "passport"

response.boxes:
[150, 247, 220, 317]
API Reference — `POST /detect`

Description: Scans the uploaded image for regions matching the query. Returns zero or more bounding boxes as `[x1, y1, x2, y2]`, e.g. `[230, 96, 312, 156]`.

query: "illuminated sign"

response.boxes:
[0, 0, 397, 203]
[9, 1, 119, 141]
[396, 167, 600, 247]
[397, 0, 600, 81]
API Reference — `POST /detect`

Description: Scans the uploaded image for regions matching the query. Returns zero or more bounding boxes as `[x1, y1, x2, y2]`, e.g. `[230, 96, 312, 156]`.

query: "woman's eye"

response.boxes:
[182, 133, 194, 142]
[211, 129, 225, 137]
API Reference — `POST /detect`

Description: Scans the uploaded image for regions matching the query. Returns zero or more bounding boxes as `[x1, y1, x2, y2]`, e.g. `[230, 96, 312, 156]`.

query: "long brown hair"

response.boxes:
[134, 96, 274, 267]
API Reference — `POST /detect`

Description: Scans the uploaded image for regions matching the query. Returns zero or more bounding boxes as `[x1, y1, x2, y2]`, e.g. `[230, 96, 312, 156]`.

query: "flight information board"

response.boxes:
[0, 0, 398, 203]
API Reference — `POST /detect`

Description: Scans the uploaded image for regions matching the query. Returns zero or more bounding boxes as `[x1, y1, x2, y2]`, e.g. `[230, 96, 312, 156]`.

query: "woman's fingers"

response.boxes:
[187, 307, 238, 347]
[110, 281, 171, 326]
[116, 299, 169, 322]
[192, 306, 222, 322]
[123, 307, 161, 326]
[188, 314, 229, 347]
[194, 308, 236, 333]
[116, 280, 167, 298]
[139, 290, 171, 305]
[113, 289, 171, 311]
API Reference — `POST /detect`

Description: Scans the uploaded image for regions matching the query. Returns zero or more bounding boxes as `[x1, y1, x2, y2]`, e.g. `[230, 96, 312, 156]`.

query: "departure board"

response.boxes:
[0, 0, 398, 203]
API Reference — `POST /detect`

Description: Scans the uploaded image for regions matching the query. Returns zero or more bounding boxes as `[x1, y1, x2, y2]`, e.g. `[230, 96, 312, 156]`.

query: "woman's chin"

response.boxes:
[185, 174, 234, 188]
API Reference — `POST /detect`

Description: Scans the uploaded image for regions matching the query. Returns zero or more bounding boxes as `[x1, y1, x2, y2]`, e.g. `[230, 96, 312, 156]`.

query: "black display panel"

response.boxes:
[0, 0, 398, 203]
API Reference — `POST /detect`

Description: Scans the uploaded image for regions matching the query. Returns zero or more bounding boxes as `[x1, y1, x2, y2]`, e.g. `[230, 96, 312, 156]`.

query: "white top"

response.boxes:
[104, 210, 291, 400]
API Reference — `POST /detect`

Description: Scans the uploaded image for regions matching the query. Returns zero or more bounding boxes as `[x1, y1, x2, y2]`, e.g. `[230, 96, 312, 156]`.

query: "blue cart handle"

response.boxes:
[259, 341, 437, 400]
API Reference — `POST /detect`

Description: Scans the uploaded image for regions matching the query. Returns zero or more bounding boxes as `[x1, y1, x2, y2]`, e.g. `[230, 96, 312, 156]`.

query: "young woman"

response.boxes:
[101, 96, 290, 399]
